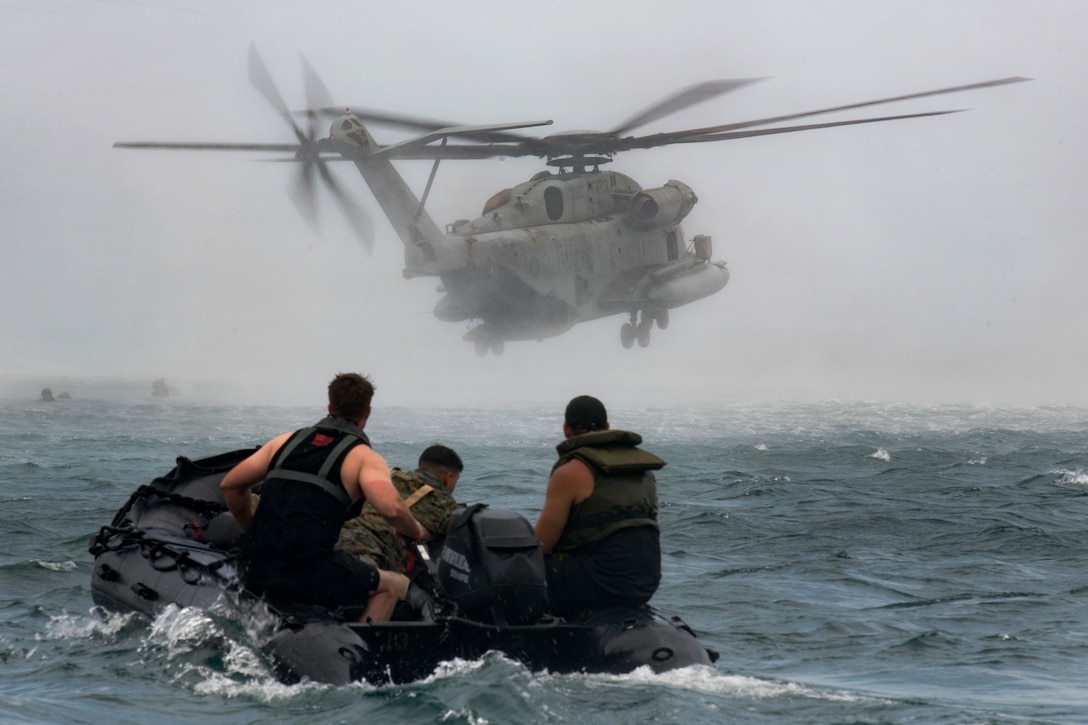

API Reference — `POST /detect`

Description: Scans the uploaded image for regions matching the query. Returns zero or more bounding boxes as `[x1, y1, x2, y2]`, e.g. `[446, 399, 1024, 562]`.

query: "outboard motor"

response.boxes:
[437, 504, 548, 626]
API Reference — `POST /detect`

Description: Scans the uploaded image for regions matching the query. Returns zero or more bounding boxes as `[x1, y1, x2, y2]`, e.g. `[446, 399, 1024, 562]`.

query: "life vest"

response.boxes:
[551, 429, 664, 554]
[242, 417, 370, 573]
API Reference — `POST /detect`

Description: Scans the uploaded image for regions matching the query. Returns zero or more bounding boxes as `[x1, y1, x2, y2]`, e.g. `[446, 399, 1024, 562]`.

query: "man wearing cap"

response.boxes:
[534, 395, 664, 617]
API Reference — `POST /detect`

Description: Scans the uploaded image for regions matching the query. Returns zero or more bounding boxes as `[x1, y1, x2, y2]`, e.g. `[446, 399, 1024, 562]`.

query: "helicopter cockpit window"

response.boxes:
[544, 186, 564, 221]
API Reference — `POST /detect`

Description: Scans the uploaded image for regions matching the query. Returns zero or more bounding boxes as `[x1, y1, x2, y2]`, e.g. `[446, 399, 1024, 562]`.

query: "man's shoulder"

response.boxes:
[550, 456, 596, 491]
[392, 468, 454, 499]
[258, 430, 296, 461]
[343, 438, 379, 459]
[267, 430, 296, 447]
[391, 467, 422, 486]
[554, 456, 593, 475]
[340, 441, 388, 493]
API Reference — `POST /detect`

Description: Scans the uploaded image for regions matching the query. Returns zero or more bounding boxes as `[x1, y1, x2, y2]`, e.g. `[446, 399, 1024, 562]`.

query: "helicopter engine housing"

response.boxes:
[625, 180, 697, 230]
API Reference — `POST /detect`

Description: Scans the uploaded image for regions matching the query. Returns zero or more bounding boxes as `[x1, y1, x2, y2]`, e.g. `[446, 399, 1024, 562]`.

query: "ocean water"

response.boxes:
[2, 393, 1086, 724]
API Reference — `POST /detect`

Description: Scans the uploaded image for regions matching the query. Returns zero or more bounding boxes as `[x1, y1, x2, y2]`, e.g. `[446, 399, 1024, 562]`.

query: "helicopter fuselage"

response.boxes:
[405, 168, 729, 348]
[115, 52, 1027, 355]
[330, 112, 729, 353]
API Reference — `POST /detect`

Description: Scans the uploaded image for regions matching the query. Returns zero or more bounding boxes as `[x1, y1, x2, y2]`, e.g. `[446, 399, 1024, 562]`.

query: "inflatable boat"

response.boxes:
[88, 449, 718, 685]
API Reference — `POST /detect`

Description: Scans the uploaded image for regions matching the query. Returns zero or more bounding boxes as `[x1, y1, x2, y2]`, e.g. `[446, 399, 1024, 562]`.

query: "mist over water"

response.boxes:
[2, 7, 1087, 721]
[2, 0, 1086, 409]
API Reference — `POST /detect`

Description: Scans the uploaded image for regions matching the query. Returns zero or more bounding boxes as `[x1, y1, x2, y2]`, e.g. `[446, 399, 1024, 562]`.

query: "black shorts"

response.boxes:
[244, 551, 381, 619]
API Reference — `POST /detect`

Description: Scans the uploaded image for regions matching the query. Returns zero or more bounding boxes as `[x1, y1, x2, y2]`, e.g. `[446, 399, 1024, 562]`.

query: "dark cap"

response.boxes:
[564, 395, 607, 432]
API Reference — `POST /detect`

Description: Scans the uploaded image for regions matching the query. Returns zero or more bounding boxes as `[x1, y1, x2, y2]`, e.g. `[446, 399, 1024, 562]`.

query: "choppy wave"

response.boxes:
[1054, 468, 1088, 486]
[2, 399, 1087, 723]
[45, 609, 135, 640]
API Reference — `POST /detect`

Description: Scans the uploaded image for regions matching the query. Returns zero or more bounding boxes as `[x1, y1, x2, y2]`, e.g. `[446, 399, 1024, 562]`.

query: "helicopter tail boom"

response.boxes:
[329, 114, 446, 259]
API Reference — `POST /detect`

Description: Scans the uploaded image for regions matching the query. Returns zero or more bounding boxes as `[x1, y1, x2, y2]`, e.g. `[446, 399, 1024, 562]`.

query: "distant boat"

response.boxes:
[151, 379, 169, 398]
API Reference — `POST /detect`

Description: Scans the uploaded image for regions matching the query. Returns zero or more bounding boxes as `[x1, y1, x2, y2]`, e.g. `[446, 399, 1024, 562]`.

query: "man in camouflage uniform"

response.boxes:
[338, 444, 462, 573]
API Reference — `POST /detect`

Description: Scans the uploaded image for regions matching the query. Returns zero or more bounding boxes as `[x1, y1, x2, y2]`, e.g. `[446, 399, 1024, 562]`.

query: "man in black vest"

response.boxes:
[221, 372, 427, 622]
[534, 395, 664, 617]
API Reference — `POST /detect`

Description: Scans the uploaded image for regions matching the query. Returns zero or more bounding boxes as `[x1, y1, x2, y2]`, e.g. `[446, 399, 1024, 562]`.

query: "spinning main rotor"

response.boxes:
[115, 46, 1029, 245]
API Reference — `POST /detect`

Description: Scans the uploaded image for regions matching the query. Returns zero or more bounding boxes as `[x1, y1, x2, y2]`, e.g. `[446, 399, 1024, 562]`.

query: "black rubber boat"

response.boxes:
[88, 449, 718, 685]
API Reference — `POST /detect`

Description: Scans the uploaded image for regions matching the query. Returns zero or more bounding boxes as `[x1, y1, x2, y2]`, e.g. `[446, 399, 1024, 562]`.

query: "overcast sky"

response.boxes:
[1, 0, 1084, 408]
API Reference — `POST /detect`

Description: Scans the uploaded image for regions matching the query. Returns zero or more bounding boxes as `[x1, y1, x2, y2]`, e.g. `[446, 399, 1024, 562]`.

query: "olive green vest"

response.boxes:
[552, 429, 664, 554]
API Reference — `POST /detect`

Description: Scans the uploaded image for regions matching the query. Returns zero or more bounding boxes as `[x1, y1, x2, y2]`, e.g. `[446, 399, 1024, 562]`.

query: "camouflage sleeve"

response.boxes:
[411, 487, 459, 540]
[336, 470, 459, 573]
[392, 469, 459, 540]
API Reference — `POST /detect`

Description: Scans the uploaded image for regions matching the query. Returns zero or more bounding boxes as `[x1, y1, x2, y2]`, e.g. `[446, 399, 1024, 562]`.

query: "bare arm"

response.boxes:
[534, 459, 594, 553]
[220, 432, 289, 531]
[357, 449, 428, 541]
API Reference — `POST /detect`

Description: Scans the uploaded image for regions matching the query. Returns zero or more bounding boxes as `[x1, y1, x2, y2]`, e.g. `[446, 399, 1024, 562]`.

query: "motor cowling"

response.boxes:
[624, 180, 697, 229]
[437, 505, 548, 625]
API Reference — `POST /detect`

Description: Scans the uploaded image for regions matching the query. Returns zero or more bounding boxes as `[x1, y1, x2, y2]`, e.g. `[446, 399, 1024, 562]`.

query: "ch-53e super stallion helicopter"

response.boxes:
[116, 47, 1027, 356]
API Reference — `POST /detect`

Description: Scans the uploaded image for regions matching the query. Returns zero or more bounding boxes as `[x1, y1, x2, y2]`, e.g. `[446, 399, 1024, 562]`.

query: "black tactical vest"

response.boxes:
[242, 417, 371, 573]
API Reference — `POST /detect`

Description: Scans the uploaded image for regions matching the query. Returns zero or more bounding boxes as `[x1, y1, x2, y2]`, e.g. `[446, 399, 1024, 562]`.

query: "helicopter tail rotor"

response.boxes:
[248, 44, 374, 251]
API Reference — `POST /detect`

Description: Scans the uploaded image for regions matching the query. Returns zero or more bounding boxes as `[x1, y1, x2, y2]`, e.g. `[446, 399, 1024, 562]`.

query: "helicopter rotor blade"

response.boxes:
[372, 120, 553, 159]
[316, 163, 375, 251]
[635, 109, 964, 147]
[301, 53, 335, 140]
[627, 76, 1032, 147]
[300, 56, 374, 249]
[112, 138, 538, 161]
[248, 44, 306, 143]
[114, 141, 302, 152]
[290, 160, 319, 233]
[608, 78, 766, 136]
[313, 106, 547, 145]
[251, 44, 326, 234]
[247, 45, 375, 250]
[314, 106, 463, 132]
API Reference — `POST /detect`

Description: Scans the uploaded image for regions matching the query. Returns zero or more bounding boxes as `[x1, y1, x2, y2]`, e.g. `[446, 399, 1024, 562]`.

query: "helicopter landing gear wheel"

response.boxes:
[620, 322, 636, 349]
[491, 340, 505, 356]
[654, 308, 669, 330]
[636, 319, 652, 347]
[475, 340, 489, 357]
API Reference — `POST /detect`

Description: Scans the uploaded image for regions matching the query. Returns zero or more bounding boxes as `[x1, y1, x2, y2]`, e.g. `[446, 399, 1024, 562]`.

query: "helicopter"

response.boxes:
[115, 47, 1028, 356]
